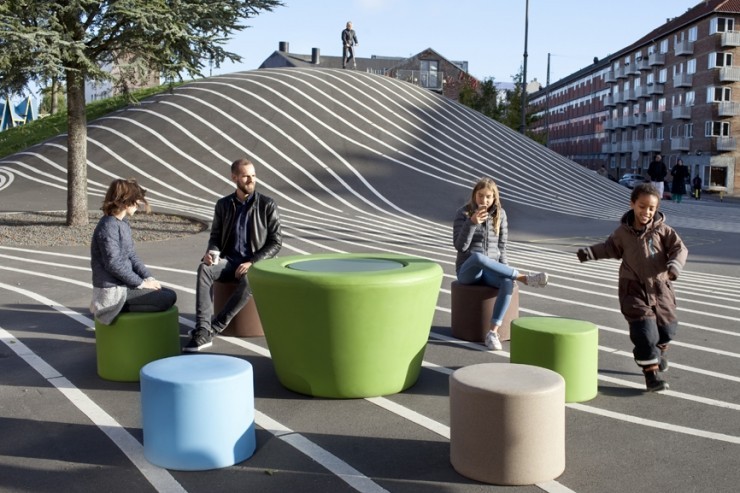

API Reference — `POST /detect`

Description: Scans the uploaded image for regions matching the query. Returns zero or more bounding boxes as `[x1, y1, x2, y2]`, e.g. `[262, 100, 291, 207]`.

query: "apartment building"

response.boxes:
[529, 0, 740, 194]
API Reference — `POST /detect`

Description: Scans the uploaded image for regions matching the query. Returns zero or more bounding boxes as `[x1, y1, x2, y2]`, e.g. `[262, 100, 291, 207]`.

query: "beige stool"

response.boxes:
[213, 281, 263, 337]
[450, 363, 565, 485]
[450, 281, 519, 342]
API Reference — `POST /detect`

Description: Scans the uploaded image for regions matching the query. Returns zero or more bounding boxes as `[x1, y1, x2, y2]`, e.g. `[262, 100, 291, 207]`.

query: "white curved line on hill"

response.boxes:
[126, 105, 338, 217]
[176, 82, 446, 225]
[330, 70, 625, 217]
[88, 124, 221, 200]
[0, 168, 14, 191]
[95, 115, 234, 187]
[14, 149, 110, 191]
[174, 88, 377, 213]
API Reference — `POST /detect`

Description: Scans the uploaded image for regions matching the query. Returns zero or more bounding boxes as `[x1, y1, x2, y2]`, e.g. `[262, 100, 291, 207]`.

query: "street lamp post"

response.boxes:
[519, 0, 529, 135]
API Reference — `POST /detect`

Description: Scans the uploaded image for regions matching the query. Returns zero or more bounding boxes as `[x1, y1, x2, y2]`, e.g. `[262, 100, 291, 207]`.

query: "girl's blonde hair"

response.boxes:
[101, 178, 150, 216]
[466, 177, 502, 235]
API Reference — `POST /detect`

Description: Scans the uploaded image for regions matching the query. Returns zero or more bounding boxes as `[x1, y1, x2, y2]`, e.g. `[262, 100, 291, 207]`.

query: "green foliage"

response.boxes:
[0, 83, 179, 159]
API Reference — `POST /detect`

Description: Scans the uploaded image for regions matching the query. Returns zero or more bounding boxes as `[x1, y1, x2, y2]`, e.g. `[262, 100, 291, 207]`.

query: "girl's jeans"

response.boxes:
[457, 252, 518, 327]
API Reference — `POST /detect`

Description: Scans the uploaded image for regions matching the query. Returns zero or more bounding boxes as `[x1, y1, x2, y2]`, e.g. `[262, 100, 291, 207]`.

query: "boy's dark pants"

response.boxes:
[629, 318, 677, 367]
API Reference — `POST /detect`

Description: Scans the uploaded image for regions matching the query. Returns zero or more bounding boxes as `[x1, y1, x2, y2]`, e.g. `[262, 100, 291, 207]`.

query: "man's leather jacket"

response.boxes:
[207, 191, 282, 263]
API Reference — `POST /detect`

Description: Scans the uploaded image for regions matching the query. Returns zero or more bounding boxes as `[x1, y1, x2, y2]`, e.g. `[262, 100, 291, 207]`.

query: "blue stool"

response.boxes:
[140, 355, 256, 470]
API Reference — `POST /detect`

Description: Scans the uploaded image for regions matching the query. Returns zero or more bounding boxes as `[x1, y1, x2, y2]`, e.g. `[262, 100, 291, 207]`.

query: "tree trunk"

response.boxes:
[66, 68, 88, 226]
[51, 78, 59, 115]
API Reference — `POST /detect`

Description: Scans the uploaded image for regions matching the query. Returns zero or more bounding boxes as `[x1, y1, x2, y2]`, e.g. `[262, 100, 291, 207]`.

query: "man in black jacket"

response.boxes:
[184, 158, 282, 352]
[342, 21, 358, 69]
[647, 153, 667, 198]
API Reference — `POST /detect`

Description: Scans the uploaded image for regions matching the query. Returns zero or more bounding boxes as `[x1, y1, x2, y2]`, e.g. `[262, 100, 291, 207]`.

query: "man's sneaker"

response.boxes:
[658, 345, 669, 372]
[525, 272, 548, 288]
[183, 328, 213, 352]
[485, 331, 503, 351]
[643, 369, 669, 392]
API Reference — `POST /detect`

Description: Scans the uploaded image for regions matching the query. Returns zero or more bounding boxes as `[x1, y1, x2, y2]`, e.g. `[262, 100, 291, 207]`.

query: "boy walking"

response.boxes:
[577, 183, 688, 391]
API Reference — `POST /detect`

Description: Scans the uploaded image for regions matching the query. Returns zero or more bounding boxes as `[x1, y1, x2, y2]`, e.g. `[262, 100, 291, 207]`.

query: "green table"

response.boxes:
[248, 253, 443, 398]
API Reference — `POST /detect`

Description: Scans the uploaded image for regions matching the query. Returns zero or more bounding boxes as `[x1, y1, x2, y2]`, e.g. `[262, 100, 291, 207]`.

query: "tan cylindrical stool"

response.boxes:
[213, 281, 263, 337]
[450, 281, 519, 342]
[450, 363, 565, 485]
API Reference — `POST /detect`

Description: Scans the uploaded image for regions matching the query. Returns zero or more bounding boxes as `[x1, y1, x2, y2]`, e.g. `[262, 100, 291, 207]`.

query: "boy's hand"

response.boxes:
[667, 266, 679, 281]
[577, 248, 593, 263]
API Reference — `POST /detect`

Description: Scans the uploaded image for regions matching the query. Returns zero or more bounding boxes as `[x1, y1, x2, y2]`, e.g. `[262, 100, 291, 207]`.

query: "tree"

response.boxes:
[459, 77, 502, 121]
[0, 0, 282, 226]
[499, 67, 544, 144]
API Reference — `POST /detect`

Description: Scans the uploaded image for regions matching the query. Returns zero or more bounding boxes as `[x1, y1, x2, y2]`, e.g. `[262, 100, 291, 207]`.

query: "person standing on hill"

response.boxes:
[647, 153, 667, 198]
[342, 21, 358, 69]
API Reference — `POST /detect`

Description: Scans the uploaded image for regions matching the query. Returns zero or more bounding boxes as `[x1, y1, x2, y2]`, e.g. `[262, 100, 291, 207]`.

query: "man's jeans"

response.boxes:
[195, 260, 251, 333]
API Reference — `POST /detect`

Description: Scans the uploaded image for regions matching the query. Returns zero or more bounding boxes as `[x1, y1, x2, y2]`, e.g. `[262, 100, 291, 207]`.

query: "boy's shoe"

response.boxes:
[183, 328, 213, 352]
[485, 331, 503, 351]
[658, 345, 669, 372]
[643, 369, 669, 392]
[525, 272, 548, 288]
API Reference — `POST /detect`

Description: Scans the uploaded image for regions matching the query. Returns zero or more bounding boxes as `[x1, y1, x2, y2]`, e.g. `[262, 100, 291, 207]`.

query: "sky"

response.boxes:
[214, 0, 702, 85]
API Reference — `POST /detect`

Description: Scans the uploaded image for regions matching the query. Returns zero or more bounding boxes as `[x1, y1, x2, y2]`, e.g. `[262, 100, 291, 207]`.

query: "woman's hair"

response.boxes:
[467, 177, 502, 235]
[630, 182, 661, 203]
[101, 178, 151, 216]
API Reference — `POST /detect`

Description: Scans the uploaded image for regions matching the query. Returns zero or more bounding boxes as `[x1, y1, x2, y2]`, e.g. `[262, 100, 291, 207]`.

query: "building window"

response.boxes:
[708, 52, 733, 68]
[647, 73, 655, 85]
[656, 127, 664, 140]
[646, 100, 653, 112]
[686, 90, 695, 106]
[419, 60, 440, 88]
[705, 121, 730, 136]
[658, 97, 666, 112]
[687, 58, 697, 74]
[707, 86, 732, 102]
[658, 68, 667, 82]
[710, 17, 735, 34]
[688, 26, 698, 41]
[685, 123, 693, 138]
[659, 39, 669, 54]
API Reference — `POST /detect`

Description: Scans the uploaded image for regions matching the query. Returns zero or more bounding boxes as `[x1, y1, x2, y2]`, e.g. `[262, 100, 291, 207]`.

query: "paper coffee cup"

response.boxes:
[208, 250, 220, 264]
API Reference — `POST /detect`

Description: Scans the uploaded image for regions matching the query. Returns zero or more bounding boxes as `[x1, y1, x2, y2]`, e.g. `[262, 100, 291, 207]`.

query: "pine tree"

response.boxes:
[0, 0, 282, 226]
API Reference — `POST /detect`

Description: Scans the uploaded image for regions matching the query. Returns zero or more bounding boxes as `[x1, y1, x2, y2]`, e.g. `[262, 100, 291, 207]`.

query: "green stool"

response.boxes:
[510, 317, 598, 402]
[249, 253, 443, 398]
[95, 307, 181, 382]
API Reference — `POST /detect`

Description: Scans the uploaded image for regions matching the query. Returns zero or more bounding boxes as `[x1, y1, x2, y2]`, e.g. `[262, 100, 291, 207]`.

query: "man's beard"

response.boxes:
[238, 182, 255, 195]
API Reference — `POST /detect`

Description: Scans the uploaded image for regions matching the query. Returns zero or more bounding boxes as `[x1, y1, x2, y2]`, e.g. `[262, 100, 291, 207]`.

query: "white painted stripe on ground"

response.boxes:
[568, 403, 740, 444]
[0, 281, 94, 328]
[0, 327, 187, 493]
[256, 411, 389, 493]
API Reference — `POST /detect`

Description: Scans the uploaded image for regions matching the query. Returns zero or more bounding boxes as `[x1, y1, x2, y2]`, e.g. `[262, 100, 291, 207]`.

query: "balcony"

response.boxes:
[626, 64, 640, 76]
[670, 137, 691, 151]
[624, 115, 637, 127]
[604, 95, 616, 107]
[604, 70, 616, 83]
[721, 31, 740, 47]
[717, 101, 740, 116]
[642, 139, 662, 152]
[674, 40, 694, 56]
[613, 93, 625, 104]
[601, 142, 616, 153]
[648, 52, 666, 66]
[718, 66, 740, 82]
[618, 141, 634, 153]
[634, 86, 649, 99]
[672, 105, 692, 119]
[716, 136, 737, 151]
[615, 66, 628, 79]
[647, 83, 665, 95]
[603, 119, 616, 130]
[394, 69, 444, 90]
[673, 73, 693, 88]
[645, 111, 664, 124]
[625, 90, 638, 102]
[637, 59, 651, 71]
[635, 113, 648, 125]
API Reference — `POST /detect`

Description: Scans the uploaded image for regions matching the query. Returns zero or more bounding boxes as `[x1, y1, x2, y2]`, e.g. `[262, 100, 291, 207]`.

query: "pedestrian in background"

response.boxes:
[342, 21, 358, 69]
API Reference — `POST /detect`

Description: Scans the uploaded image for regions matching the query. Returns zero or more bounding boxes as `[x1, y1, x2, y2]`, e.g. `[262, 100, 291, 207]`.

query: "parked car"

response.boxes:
[618, 173, 648, 189]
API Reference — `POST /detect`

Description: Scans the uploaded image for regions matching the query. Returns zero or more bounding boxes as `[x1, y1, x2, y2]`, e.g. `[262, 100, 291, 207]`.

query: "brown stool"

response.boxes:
[450, 281, 519, 342]
[213, 281, 263, 337]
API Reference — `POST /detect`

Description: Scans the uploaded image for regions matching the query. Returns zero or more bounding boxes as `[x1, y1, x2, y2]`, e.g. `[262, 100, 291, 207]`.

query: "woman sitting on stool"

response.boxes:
[90, 178, 176, 324]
